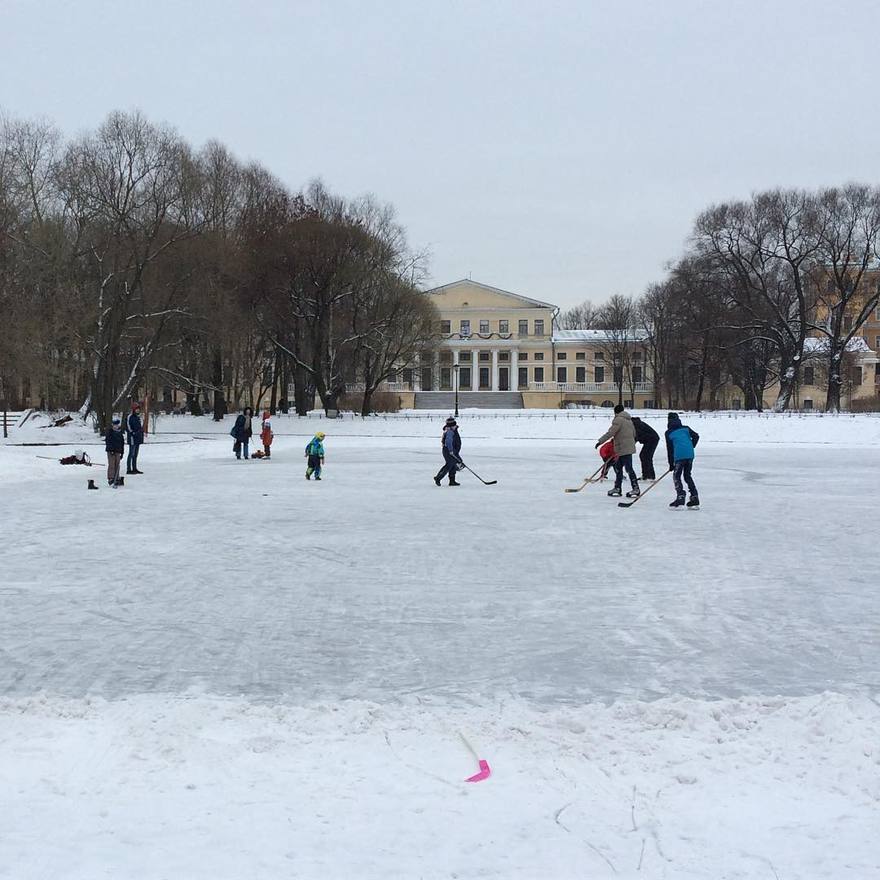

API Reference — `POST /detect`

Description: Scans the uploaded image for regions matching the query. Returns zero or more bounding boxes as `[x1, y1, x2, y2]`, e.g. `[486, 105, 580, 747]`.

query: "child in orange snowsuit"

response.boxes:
[598, 439, 616, 480]
[260, 411, 274, 458]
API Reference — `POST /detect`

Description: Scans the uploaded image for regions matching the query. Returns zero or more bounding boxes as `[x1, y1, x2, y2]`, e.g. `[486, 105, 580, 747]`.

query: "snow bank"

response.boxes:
[1, 692, 877, 879]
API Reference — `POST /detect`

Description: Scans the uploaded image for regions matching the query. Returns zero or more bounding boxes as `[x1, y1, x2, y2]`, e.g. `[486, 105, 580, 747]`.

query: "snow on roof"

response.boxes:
[803, 336, 872, 354]
[552, 329, 650, 343]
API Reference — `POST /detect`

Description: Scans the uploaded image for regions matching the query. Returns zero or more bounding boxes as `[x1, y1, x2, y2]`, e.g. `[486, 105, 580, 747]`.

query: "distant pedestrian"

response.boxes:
[260, 410, 274, 459]
[665, 412, 700, 509]
[434, 417, 462, 487]
[631, 416, 659, 480]
[126, 402, 144, 474]
[305, 432, 325, 479]
[105, 416, 125, 487]
[231, 407, 253, 460]
[595, 404, 639, 497]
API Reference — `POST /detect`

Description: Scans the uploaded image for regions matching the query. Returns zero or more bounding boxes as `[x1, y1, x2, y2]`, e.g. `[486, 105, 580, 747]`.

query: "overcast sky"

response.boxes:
[2, 0, 878, 308]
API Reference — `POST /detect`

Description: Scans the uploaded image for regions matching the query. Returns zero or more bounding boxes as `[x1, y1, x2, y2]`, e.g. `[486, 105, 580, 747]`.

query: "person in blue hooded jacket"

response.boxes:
[434, 417, 462, 486]
[665, 412, 700, 508]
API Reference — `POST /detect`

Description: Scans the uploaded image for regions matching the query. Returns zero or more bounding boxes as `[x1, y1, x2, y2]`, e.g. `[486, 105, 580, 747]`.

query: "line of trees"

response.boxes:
[0, 109, 439, 428]
[562, 186, 880, 412]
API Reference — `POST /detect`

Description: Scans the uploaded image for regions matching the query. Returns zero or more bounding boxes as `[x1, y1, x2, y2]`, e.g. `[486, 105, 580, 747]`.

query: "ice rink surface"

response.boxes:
[1, 412, 878, 879]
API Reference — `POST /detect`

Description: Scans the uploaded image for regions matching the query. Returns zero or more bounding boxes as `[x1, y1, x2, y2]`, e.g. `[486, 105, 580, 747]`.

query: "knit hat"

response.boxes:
[445, 417, 457, 426]
[613, 404, 624, 414]
[131, 401, 140, 410]
[667, 412, 679, 422]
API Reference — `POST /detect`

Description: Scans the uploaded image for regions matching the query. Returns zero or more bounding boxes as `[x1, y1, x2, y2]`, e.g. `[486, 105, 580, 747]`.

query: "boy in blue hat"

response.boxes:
[665, 412, 700, 509]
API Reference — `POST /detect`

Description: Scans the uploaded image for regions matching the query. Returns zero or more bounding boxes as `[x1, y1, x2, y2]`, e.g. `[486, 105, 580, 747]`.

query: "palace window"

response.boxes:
[460, 319, 471, 336]
[460, 351, 472, 363]
[803, 366, 814, 385]
[557, 352, 567, 360]
[499, 320, 509, 334]
[518, 320, 529, 336]
[479, 320, 489, 334]
[632, 366, 643, 383]
[595, 352, 604, 361]
[576, 352, 586, 360]
[534, 352, 544, 361]
[534, 320, 545, 336]
[534, 367, 544, 382]
[576, 366, 586, 383]
[499, 352, 510, 362]
[803, 398, 813, 410]
[440, 320, 451, 334]
[595, 366, 605, 383]
[519, 351, 528, 361]
[557, 366, 567, 383]
[479, 351, 490, 362]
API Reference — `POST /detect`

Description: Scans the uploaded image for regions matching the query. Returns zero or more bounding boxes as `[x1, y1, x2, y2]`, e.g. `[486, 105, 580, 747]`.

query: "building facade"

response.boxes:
[389, 280, 656, 409]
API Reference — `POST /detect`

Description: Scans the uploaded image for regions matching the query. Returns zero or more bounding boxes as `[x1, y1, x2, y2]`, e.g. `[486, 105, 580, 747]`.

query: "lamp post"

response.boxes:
[453, 363, 460, 418]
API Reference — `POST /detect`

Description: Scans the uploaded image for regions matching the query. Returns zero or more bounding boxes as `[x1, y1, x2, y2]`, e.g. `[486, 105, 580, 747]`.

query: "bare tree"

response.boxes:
[558, 299, 600, 330]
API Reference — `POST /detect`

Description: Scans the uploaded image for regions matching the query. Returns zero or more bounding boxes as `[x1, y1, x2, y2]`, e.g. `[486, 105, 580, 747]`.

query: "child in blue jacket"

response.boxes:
[305, 432, 325, 480]
[665, 412, 700, 508]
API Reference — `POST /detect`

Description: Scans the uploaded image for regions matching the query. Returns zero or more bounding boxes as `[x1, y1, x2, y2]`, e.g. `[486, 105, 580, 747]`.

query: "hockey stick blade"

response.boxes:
[616, 468, 672, 509]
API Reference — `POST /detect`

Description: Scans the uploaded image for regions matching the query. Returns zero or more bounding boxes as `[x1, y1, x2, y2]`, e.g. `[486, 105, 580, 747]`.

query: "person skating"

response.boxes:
[665, 412, 700, 508]
[105, 416, 125, 487]
[597, 438, 616, 480]
[126, 402, 144, 474]
[260, 411, 274, 459]
[631, 416, 659, 480]
[305, 432, 325, 479]
[595, 404, 639, 497]
[231, 407, 253, 460]
[434, 417, 462, 486]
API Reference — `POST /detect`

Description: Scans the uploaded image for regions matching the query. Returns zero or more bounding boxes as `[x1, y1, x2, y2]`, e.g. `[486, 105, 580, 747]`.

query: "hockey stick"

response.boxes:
[564, 461, 606, 493]
[617, 468, 671, 508]
[459, 732, 492, 783]
[459, 461, 497, 485]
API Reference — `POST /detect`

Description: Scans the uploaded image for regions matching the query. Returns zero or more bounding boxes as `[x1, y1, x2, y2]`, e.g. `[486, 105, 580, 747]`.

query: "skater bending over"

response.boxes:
[305, 432, 325, 480]
[598, 439, 616, 480]
[631, 416, 659, 480]
[434, 417, 462, 486]
[595, 404, 639, 497]
[665, 412, 700, 508]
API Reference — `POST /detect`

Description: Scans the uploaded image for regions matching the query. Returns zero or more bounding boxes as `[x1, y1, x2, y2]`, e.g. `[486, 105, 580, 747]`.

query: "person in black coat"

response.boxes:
[434, 417, 462, 486]
[105, 416, 125, 487]
[631, 416, 659, 480]
[126, 402, 145, 474]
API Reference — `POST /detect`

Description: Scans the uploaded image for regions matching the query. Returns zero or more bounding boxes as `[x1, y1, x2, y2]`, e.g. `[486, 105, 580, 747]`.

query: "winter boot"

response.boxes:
[132, 468, 143, 474]
[607, 487, 622, 497]
[626, 481, 641, 498]
[669, 495, 686, 509]
[687, 495, 700, 509]
[305, 470, 311, 480]
[448, 478, 460, 486]
[434, 475, 442, 486]
[88, 479, 99, 490]
[314, 475, 321, 481]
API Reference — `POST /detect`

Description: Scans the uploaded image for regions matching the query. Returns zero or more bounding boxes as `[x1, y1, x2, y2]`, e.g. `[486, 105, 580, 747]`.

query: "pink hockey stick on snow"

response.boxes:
[460, 733, 492, 783]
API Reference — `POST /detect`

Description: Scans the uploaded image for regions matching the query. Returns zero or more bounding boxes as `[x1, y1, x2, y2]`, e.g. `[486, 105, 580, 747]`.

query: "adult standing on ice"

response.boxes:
[105, 416, 125, 487]
[665, 412, 700, 509]
[231, 407, 254, 459]
[434, 417, 462, 486]
[126, 402, 144, 474]
[631, 416, 659, 480]
[595, 404, 639, 497]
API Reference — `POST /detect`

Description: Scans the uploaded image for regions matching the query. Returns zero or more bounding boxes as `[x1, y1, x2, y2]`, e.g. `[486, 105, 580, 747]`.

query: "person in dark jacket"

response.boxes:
[631, 416, 659, 480]
[665, 412, 700, 508]
[434, 417, 462, 486]
[105, 416, 125, 487]
[231, 407, 254, 459]
[126, 402, 144, 474]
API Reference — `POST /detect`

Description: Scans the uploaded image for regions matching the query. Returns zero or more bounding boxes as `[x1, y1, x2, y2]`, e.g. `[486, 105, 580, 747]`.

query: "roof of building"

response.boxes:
[553, 328, 650, 343]
[426, 279, 556, 310]
[803, 336, 872, 354]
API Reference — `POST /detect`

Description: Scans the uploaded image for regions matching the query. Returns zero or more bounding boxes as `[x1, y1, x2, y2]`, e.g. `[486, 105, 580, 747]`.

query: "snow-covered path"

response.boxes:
[1, 420, 878, 879]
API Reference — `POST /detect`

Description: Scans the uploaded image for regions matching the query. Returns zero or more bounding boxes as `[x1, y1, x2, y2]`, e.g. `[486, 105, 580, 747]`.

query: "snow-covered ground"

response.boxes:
[1, 412, 878, 878]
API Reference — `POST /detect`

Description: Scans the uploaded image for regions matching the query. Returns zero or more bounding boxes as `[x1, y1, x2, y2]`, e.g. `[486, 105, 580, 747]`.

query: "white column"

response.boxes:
[511, 350, 519, 389]
[433, 352, 440, 392]
[491, 349, 499, 391]
[414, 354, 421, 391]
